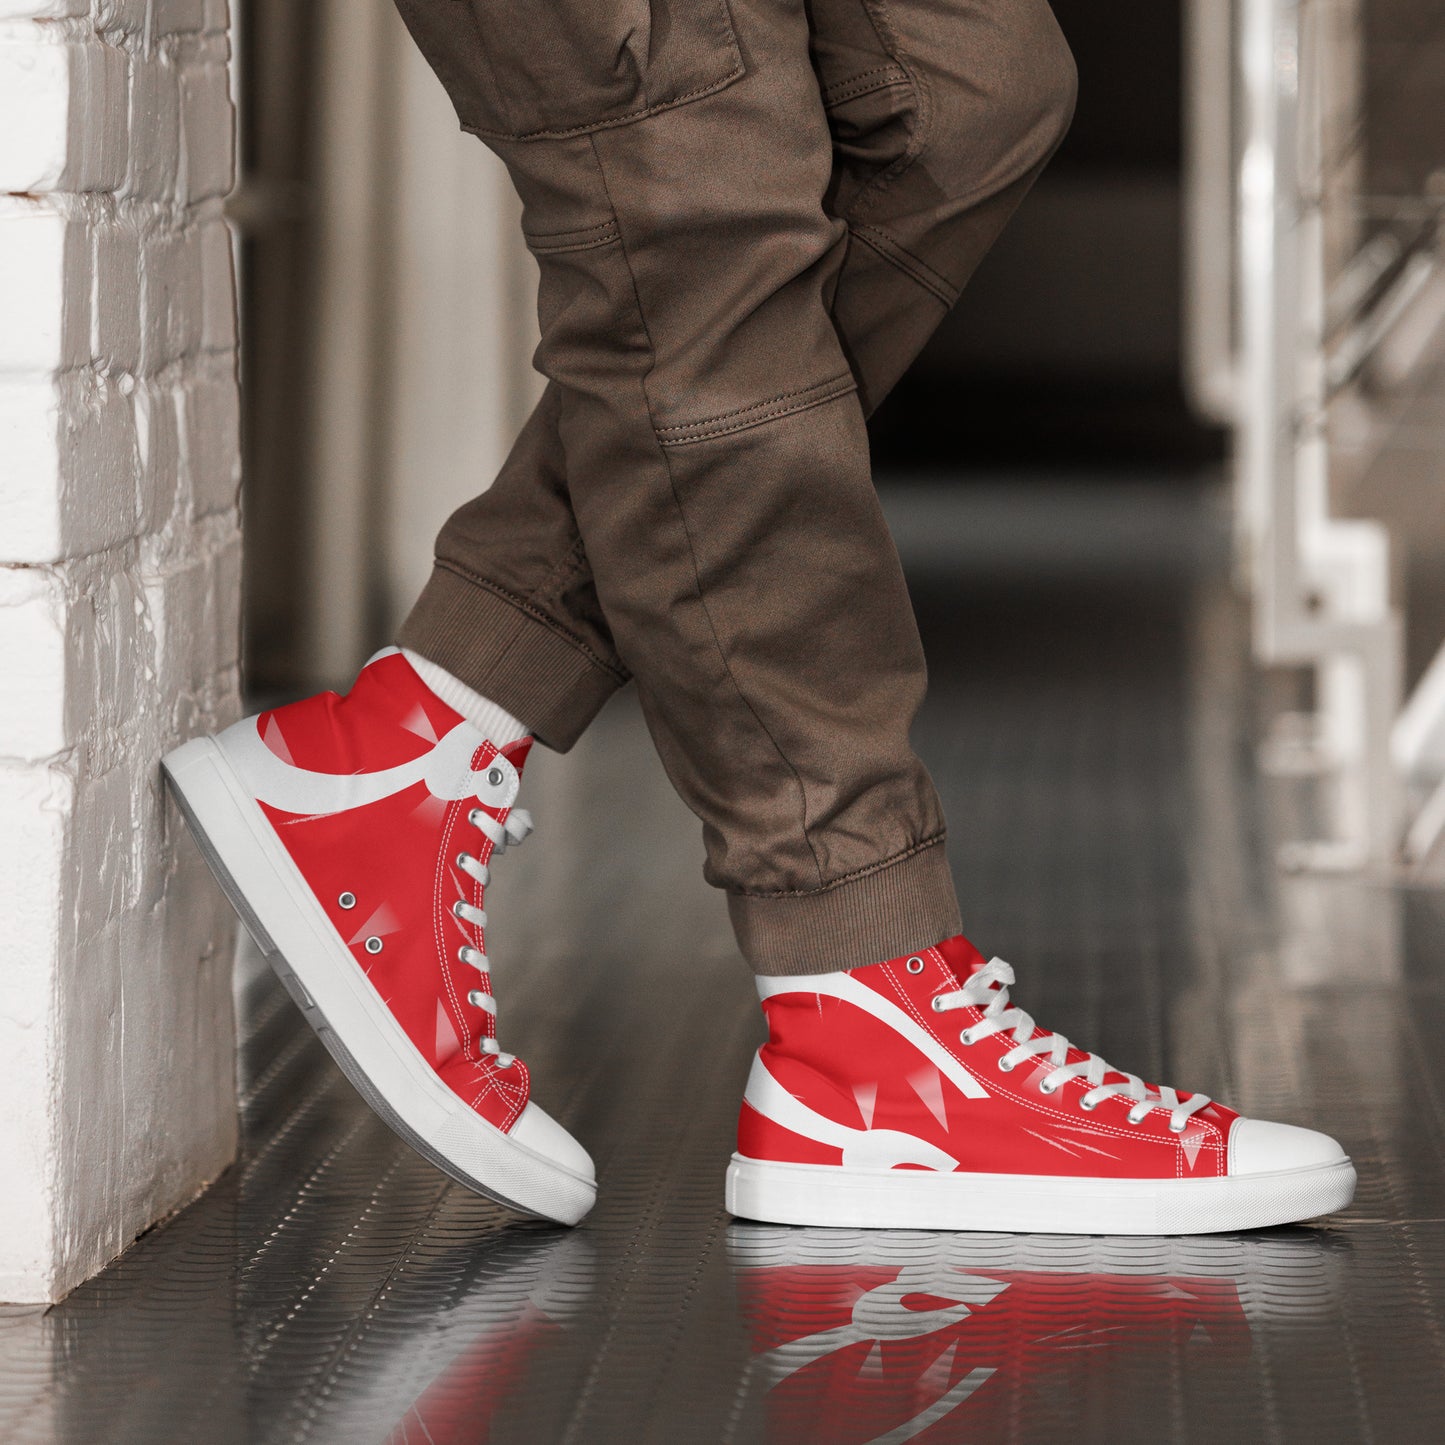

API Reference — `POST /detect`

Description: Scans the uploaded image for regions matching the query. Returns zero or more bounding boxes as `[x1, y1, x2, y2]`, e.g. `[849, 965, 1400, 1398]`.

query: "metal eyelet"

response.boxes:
[930, 995, 946, 1012]
[1039, 1080, 1058, 1096]
[452, 900, 466, 918]
[456, 852, 470, 869]
[1169, 1120, 1186, 1134]
[905, 956, 925, 975]
[1079, 1097, 1098, 1112]
[998, 1058, 1015, 1073]
[467, 990, 487, 1007]
[959, 1029, 974, 1046]
[1126, 1113, 1146, 1127]
[338, 892, 356, 910]
[364, 937, 383, 955]
[487, 767, 505, 787]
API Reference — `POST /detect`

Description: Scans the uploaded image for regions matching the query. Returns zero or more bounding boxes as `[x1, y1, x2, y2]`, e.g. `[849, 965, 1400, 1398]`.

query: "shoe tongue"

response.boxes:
[499, 735, 533, 777]
[934, 933, 990, 982]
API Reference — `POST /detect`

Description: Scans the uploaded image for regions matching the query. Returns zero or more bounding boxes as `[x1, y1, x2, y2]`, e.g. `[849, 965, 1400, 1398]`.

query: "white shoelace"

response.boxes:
[930, 957, 1210, 1132]
[452, 802, 533, 1068]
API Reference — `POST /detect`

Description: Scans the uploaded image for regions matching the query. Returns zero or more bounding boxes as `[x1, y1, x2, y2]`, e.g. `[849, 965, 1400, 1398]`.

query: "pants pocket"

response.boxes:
[392, 0, 745, 141]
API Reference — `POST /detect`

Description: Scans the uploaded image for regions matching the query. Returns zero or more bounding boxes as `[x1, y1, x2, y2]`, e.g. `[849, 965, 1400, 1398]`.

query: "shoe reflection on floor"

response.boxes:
[330, 1227, 597, 1445]
[729, 1224, 1341, 1444]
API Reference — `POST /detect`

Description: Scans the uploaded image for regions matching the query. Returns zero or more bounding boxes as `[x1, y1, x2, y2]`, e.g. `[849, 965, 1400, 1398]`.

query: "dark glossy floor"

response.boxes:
[4, 477, 1445, 1443]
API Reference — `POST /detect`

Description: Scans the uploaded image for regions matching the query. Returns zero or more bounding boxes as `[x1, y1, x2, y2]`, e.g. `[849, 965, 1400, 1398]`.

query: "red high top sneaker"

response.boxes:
[727, 935, 1355, 1233]
[162, 647, 595, 1224]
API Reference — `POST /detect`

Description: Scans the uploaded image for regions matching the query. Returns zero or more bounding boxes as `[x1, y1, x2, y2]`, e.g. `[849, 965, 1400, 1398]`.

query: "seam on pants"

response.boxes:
[458, 58, 743, 141]
[433, 560, 631, 684]
[503, 510, 608, 648]
[821, 63, 910, 108]
[839, 0, 936, 226]
[455, 1, 745, 143]
[850, 222, 958, 307]
[727, 831, 948, 900]
[655, 372, 857, 446]
[524, 220, 622, 255]
[528, 532, 596, 610]
[586, 130, 827, 890]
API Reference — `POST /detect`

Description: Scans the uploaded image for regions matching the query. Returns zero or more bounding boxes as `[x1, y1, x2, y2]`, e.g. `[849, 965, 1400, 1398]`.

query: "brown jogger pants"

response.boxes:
[393, 0, 1077, 973]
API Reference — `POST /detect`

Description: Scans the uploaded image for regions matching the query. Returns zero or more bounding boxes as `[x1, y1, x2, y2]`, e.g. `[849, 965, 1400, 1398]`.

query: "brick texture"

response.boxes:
[0, 0, 240, 1302]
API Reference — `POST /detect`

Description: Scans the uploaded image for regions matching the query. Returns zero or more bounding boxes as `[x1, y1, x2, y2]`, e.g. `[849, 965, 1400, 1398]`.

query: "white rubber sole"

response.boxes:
[725, 1154, 1357, 1234]
[162, 734, 596, 1226]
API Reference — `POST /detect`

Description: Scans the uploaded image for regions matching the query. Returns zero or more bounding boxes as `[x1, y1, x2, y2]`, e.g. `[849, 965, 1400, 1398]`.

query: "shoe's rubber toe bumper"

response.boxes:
[1228, 1117, 1348, 1175]
[510, 1102, 596, 1183]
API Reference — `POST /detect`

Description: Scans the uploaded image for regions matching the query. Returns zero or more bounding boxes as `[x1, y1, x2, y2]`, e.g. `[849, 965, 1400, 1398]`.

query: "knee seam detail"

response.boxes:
[851, 223, 958, 307]
[837, 1, 937, 224]
[822, 63, 910, 109]
[523, 219, 620, 255]
[654, 372, 857, 447]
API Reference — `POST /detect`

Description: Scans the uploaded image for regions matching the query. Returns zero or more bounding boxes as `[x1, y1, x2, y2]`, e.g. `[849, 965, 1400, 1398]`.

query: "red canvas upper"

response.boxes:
[739, 935, 1238, 1180]
[247, 650, 534, 1135]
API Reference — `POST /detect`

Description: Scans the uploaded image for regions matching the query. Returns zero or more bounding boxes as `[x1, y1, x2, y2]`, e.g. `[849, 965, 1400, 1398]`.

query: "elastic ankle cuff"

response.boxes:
[728, 837, 962, 976]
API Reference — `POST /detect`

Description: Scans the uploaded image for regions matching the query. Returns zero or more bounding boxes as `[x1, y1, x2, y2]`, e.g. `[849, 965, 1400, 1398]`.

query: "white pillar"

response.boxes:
[0, 0, 242, 1303]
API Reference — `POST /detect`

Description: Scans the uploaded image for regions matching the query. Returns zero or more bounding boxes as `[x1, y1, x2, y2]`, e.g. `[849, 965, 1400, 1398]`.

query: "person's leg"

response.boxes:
[162, 0, 1068, 1229]
[404, 2, 1075, 733]
[813, 0, 1077, 412]
[713, 5, 1348, 1237]
[397, 0, 1076, 973]
[366, 1, 1354, 1239]
[399, 0, 990, 973]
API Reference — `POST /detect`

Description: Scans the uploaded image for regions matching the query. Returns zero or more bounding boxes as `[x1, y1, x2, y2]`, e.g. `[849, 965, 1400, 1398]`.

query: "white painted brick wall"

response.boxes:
[0, 0, 240, 1303]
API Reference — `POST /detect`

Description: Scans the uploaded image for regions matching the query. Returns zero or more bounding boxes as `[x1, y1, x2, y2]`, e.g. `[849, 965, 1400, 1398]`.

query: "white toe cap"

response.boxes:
[1228, 1117, 1347, 1176]
[509, 1102, 595, 1182]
